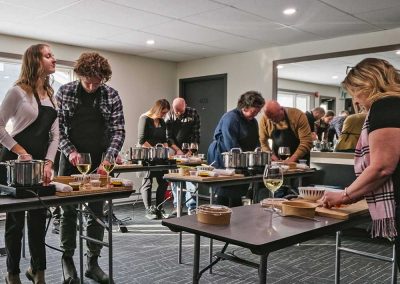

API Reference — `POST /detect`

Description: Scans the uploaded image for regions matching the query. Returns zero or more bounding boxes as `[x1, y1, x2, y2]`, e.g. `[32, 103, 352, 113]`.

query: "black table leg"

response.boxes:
[108, 199, 113, 283]
[78, 203, 84, 284]
[259, 254, 268, 284]
[193, 234, 200, 284]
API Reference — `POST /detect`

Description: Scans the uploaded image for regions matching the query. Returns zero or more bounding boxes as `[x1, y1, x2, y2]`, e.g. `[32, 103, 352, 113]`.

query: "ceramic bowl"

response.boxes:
[298, 187, 326, 201]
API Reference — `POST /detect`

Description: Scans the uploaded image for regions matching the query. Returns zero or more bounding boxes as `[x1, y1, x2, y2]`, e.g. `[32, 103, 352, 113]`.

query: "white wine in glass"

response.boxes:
[263, 164, 283, 212]
[76, 153, 91, 187]
[102, 153, 115, 188]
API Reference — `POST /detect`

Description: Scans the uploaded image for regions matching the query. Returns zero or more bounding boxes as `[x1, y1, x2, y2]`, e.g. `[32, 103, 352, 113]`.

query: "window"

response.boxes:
[0, 58, 73, 133]
[277, 90, 313, 112]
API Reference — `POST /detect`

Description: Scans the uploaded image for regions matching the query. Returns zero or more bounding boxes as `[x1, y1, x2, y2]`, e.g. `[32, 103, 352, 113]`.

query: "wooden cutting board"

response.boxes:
[164, 173, 245, 182]
[265, 199, 369, 220]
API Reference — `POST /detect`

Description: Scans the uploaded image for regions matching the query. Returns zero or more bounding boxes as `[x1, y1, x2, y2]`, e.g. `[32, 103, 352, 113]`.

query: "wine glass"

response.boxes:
[102, 153, 115, 188]
[190, 142, 198, 156]
[278, 147, 291, 161]
[76, 153, 92, 186]
[263, 164, 284, 213]
[181, 143, 190, 156]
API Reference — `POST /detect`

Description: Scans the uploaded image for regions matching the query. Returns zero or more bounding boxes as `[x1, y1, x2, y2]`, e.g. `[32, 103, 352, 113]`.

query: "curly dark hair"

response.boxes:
[237, 91, 265, 109]
[74, 52, 112, 82]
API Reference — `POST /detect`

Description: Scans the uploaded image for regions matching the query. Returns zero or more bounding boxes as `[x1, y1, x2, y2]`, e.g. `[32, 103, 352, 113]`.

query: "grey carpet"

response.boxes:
[0, 200, 398, 284]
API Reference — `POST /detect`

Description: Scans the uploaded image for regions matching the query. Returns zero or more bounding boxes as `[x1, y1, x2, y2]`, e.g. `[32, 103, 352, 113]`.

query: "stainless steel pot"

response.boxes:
[0, 159, 44, 186]
[221, 148, 246, 169]
[253, 147, 271, 167]
[130, 145, 150, 161]
[150, 143, 169, 160]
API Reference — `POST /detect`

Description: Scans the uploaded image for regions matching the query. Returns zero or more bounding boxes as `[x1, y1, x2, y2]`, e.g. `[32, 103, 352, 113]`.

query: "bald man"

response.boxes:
[259, 100, 312, 163]
[165, 98, 200, 215]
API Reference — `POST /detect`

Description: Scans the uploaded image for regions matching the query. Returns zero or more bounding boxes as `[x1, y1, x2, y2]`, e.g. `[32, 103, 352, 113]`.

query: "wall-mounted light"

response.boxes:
[283, 8, 296, 15]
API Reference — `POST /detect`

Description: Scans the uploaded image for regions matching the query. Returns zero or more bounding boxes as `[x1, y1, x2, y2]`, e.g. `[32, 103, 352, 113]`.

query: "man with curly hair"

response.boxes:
[57, 52, 125, 284]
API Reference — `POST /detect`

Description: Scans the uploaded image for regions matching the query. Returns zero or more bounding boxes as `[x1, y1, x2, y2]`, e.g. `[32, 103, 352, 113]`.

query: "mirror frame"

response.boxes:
[272, 43, 400, 100]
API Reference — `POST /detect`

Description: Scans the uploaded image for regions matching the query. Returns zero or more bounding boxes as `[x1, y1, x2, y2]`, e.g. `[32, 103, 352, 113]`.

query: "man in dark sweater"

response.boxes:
[165, 98, 200, 215]
[305, 107, 325, 140]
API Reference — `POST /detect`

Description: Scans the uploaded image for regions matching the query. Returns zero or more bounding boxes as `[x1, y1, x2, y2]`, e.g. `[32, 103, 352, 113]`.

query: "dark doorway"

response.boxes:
[179, 74, 227, 154]
[319, 96, 336, 112]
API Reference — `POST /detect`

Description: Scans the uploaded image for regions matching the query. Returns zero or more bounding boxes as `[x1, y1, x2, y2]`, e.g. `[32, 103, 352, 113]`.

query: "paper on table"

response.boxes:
[51, 181, 73, 192]
[212, 169, 235, 176]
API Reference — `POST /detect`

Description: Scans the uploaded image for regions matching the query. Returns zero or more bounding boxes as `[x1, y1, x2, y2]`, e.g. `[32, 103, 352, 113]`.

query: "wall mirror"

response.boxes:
[272, 44, 400, 114]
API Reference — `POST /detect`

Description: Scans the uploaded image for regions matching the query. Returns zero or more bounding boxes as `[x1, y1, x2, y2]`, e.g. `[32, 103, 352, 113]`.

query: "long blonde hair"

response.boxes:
[15, 44, 54, 101]
[147, 99, 170, 118]
[342, 58, 400, 105]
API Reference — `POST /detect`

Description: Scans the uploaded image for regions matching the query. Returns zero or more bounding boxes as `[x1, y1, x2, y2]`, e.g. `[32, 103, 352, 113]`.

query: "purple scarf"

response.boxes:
[354, 114, 397, 238]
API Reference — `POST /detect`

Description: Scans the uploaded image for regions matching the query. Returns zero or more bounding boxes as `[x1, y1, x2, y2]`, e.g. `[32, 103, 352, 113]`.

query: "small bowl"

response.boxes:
[189, 170, 198, 176]
[89, 173, 100, 181]
[196, 165, 214, 172]
[298, 187, 326, 201]
[197, 154, 205, 159]
[90, 180, 101, 188]
[110, 178, 123, 186]
[68, 181, 81, 191]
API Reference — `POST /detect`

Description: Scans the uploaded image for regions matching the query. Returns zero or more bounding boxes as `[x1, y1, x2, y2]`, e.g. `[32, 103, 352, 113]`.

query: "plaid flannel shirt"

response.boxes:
[165, 106, 200, 146]
[56, 80, 125, 158]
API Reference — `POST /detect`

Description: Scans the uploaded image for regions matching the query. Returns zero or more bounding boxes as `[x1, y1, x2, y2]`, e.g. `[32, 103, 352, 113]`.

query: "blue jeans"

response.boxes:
[171, 182, 197, 210]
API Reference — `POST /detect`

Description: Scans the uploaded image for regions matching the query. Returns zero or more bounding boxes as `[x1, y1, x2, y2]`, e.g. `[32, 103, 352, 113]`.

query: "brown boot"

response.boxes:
[25, 267, 45, 284]
[5, 273, 22, 284]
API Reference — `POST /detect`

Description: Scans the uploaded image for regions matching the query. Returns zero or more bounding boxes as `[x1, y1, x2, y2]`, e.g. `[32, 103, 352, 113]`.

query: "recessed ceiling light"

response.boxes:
[277, 65, 284, 69]
[283, 8, 296, 15]
[396, 50, 400, 55]
[4, 76, 9, 79]
[332, 75, 338, 79]
[146, 39, 155, 45]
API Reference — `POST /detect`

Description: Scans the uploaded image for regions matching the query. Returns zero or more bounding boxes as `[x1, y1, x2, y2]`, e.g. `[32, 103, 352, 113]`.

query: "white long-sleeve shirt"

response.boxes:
[0, 86, 59, 162]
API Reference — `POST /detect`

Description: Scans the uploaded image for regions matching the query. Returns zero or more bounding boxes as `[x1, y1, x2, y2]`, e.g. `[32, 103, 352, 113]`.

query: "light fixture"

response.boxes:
[277, 65, 284, 69]
[146, 39, 155, 45]
[283, 8, 296, 15]
[4, 76, 10, 79]
[396, 50, 400, 55]
[332, 75, 338, 79]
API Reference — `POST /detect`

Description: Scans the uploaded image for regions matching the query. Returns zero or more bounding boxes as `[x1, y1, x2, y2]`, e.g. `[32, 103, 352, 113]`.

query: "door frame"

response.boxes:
[179, 73, 228, 112]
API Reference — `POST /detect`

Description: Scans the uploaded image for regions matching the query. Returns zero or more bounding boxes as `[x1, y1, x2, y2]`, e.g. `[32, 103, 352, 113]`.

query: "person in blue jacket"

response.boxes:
[207, 91, 265, 206]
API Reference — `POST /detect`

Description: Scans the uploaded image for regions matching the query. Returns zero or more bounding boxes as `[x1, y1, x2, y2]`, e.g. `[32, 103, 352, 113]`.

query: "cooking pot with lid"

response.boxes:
[149, 143, 169, 160]
[252, 147, 271, 167]
[130, 145, 150, 161]
[0, 159, 44, 186]
[221, 148, 247, 169]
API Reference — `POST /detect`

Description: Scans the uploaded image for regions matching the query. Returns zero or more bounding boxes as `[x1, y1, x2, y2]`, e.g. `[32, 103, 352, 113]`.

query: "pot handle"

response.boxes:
[254, 147, 261, 153]
[155, 143, 164, 148]
[230, 148, 242, 153]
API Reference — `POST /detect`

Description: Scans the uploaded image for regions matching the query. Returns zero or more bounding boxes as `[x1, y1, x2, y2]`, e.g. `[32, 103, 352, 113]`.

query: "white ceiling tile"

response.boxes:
[355, 7, 400, 30]
[184, 7, 283, 41]
[140, 50, 199, 62]
[0, 2, 43, 22]
[53, 0, 171, 30]
[0, 0, 81, 13]
[205, 37, 273, 52]
[141, 20, 236, 43]
[103, 0, 225, 19]
[320, 0, 400, 14]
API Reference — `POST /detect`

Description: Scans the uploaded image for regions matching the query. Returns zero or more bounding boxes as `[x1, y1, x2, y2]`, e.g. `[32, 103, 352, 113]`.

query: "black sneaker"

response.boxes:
[145, 207, 158, 220]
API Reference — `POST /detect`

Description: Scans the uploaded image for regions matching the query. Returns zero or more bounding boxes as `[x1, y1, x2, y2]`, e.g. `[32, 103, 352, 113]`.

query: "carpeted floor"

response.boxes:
[0, 199, 398, 284]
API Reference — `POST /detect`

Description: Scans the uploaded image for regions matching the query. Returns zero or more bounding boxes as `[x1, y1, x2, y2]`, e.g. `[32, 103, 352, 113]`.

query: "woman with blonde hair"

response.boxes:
[137, 99, 170, 219]
[321, 58, 400, 267]
[0, 44, 58, 284]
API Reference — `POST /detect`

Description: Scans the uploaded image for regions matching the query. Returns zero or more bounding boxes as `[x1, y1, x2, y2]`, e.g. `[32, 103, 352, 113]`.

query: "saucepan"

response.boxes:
[0, 159, 44, 186]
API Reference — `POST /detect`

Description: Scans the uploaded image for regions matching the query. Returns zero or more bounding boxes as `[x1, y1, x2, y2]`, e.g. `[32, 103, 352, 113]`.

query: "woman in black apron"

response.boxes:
[137, 99, 170, 220]
[0, 44, 58, 284]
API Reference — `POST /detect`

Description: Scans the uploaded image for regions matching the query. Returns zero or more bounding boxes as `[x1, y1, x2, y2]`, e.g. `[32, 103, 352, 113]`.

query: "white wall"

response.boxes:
[278, 78, 342, 113]
[0, 34, 177, 149]
[177, 27, 400, 111]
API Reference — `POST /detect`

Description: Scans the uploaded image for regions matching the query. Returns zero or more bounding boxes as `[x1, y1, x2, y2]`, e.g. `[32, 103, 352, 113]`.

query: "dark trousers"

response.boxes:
[60, 201, 105, 257]
[139, 171, 168, 209]
[5, 209, 47, 274]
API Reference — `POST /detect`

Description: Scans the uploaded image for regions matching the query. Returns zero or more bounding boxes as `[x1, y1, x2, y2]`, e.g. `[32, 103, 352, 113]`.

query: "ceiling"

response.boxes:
[1, 0, 400, 62]
[278, 49, 400, 87]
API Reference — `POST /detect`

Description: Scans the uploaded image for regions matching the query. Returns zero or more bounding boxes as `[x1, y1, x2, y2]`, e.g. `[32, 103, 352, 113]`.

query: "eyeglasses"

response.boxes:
[346, 66, 355, 74]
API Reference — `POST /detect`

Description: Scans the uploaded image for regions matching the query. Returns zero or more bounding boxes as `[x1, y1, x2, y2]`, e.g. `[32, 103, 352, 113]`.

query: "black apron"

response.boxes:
[58, 86, 107, 176]
[271, 111, 310, 164]
[0, 94, 57, 184]
[173, 117, 194, 147]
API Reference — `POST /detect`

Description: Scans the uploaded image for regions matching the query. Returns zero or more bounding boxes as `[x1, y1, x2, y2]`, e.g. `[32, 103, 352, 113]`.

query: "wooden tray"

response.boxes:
[164, 173, 245, 182]
[263, 198, 369, 220]
[53, 176, 133, 197]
